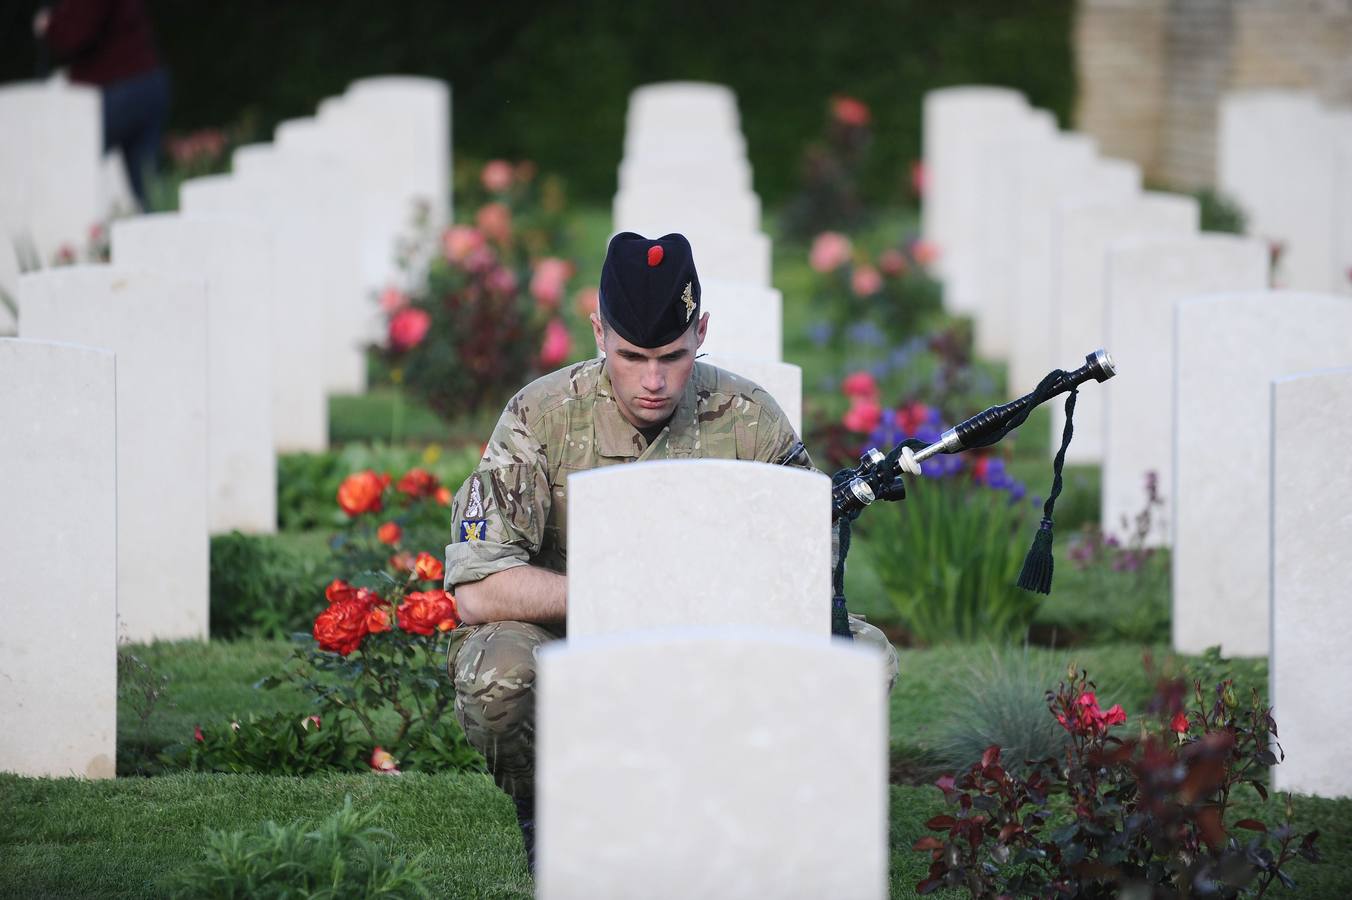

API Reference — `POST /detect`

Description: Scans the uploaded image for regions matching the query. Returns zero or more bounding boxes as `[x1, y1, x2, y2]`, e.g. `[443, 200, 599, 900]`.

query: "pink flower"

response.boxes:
[193, 725, 204, 743]
[480, 159, 514, 193]
[841, 371, 879, 402]
[379, 286, 408, 312]
[912, 240, 940, 267]
[910, 160, 927, 197]
[809, 232, 853, 273]
[464, 244, 498, 274]
[485, 266, 518, 295]
[842, 400, 882, 433]
[540, 317, 572, 368]
[530, 257, 573, 309]
[476, 202, 512, 244]
[851, 264, 883, 297]
[831, 95, 871, 127]
[878, 248, 907, 277]
[301, 715, 322, 732]
[573, 286, 599, 317]
[896, 401, 931, 435]
[388, 307, 432, 352]
[442, 225, 484, 264]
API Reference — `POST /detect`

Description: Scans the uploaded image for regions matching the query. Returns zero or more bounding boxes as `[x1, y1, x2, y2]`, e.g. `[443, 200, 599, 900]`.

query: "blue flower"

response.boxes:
[845, 321, 886, 347]
[807, 321, 834, 347]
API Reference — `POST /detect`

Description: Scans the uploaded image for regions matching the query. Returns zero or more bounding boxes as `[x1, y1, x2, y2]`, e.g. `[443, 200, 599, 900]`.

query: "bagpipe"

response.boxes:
[828, 349, 1117, 639]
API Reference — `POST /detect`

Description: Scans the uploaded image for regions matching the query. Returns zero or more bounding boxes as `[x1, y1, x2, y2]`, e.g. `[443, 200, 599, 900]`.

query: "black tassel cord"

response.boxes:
[1017, 387, 1079, 594]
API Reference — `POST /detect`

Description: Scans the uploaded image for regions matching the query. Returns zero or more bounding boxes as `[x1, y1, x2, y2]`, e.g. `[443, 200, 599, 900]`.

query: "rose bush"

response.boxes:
[382, 159, 589, 420]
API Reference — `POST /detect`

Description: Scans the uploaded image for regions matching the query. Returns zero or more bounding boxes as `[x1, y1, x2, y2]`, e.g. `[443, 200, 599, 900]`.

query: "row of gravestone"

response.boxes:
[616, 82, 803, 433]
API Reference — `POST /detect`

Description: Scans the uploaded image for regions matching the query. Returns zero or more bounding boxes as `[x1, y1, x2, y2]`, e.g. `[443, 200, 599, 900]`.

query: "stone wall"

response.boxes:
[1075, 0, 1352, 189]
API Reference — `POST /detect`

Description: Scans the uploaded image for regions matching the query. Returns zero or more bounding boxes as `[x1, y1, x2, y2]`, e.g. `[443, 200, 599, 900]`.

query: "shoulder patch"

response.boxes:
[464, 474, 485, 518]
[460, 519, 487, 542]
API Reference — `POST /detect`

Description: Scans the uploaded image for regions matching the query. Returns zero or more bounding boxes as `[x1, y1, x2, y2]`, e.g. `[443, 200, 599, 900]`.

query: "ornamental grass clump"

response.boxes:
[165, 796, 432, 899]
[914, 663, 1320, 898]
[382, 158, 584, 421]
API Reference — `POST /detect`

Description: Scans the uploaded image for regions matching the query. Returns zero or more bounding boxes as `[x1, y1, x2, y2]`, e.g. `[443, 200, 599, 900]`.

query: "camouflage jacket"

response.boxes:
[445, 357, 812, 587]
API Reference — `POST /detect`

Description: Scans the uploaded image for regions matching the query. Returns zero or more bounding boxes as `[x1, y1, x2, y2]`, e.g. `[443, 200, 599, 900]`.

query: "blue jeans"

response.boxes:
[101, 66, 170, 209]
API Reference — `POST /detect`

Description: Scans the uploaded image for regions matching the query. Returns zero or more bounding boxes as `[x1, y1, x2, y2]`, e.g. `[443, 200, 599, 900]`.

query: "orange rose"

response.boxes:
[313, 598, 371, 655]
[325, 578, 358, 604]
[337, 470, 389, 517]
[414, 551, 444, 582]
[389, 551, 415, 573]
[366, 606, 392, 634]
[377, 521, 402, 545]
[370, 746, 401, 774]
[434, 486, 452, 505]
[397, 467, 439, 499]
[397, 589, 459, 636]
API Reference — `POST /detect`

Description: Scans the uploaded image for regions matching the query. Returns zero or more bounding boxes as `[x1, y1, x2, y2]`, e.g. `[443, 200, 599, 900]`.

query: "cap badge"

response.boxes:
[647, 245, 664, 267]
[681, 282, 695, 322]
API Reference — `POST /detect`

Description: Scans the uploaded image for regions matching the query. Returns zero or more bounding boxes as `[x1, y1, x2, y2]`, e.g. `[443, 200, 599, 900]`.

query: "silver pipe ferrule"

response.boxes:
[912, 427, 964, 464]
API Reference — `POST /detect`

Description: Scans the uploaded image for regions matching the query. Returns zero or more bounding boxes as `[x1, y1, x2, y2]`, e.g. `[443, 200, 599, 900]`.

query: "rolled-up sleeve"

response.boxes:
[444, 399, 551, 588]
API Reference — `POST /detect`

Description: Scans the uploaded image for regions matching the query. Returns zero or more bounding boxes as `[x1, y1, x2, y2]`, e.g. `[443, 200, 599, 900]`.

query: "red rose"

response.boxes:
[377, 522, 402, 545]
[337, 470, 389, 517]
[842, 400, 882, 434]
[397, 590, 459, 636]
[414, 551, 444, 582]
[831, 95, 871, 127]
[366, 606, 392, 635]
[434, 486, 452, 506]
[1170, 711, 1190, 734]
[396, 468, 439, 499]
[313, 598, 371, 655]
[841, 371, 879, 402]
[325, 578, 358, 604]
[388, 307, 432, 353]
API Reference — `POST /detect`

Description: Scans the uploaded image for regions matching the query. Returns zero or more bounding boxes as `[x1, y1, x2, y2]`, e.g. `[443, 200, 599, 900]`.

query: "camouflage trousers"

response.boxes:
[448, 616, 899, 806]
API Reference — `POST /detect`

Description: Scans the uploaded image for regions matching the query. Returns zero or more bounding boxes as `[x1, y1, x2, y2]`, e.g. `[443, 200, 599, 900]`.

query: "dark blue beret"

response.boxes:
[598, 232, 701, 348]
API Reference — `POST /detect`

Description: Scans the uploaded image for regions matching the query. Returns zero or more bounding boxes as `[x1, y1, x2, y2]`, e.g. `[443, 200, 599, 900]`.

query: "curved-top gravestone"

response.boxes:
[566, 461, 829, 638]
[697, 279, 783, 362]
[0, 339, 116, 778]
[1173, 291, 1352, 656]
[19, 266, 210, 641]
[113, 213, 276, 534]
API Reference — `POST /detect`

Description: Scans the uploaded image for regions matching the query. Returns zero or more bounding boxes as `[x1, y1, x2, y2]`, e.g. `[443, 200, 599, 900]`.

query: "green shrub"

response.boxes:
[163, 711, 362, 776]
[165, 796, 432, 899]
[858, 478, 1040, 644]
[210, 532, 330, 639]
[930, 647, 1068, 777]
[1195, 187, 1248, 235]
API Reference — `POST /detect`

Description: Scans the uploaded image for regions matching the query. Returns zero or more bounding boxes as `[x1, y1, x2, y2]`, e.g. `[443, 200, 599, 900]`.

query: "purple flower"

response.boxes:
[807, 321, 833, 347]
[846, 321, 886, 347]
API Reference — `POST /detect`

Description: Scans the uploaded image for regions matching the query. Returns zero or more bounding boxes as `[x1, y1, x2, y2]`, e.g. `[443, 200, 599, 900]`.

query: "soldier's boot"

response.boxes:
[513, 796, 536, 874]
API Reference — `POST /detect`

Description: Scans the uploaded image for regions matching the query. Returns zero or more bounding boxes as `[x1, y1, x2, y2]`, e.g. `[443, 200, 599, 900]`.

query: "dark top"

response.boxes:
[44, 0, 159, 86]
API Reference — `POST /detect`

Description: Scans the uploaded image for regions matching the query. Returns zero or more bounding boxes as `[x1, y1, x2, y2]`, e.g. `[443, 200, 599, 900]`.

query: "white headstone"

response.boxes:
[20, 267, 210, 641]
[231, 144, 369, 395]
[179, 174, 328, 452]
[1050, 192, 1199, 463]
[698, 279, 782, 362]
[1173, 291, 1352, 656]
[627, 81, 741, 135]
[0, 339, 117, 779]
[1007, 149, 1142, 396]
[537, 629, 886, 899]
[697, 356, 801, 434]
[1102, 235, 1269, 545]
[1336, 137, 1352, 296]
[112, 213, 277, 533]
[1217, 91, 1341, 292]
[921, 86, 1031, 302]
[99, 150, 138, 218]
[1270, 367, 1352, 798]
[567, 461, 828, 638]
[618, 156, 752, 194]
[0, 80, 102, 282]
[339, 76, 452, 227]
[613, 185, 761, 234]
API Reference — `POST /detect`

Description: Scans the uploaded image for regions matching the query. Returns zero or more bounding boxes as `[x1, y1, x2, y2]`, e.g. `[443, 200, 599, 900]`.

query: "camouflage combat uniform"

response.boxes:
[444, 357, 899, 806]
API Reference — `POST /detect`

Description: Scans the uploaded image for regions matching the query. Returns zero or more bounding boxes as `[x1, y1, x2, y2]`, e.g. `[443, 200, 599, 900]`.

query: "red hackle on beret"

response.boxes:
[647, 245, 664, 267]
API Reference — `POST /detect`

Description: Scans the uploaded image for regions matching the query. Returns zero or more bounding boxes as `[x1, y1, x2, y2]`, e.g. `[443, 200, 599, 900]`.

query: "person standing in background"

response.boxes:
[34, 0, 170, 210]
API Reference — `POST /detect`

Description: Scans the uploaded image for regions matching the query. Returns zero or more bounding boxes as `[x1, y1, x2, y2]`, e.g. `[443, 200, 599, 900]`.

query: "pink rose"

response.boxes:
[379, 286, 408, 312]
[851, 264, 882, 297]
[476, 202, 512, 244]
[486, 266, 518, 295]
[842, 400, 882, 433]
[442, 225, 484, 264]
[573, 286, 600, 317]
[480, 159, 514, 193]
[912, 240, 940, 267]
[841, 371, 879, 402]
[539, 317, 572, 368]
[530, 257, 572, 309]
[831, 95, 871, 127]
[910, 160, 927, 198]
[878, 248, 907, 277]
[388, 307, 432, 352]
[809, 231, 852, 273]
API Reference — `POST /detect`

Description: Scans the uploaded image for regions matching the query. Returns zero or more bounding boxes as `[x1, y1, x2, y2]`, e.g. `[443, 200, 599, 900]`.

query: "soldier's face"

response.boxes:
[591, 311, 709, 428]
